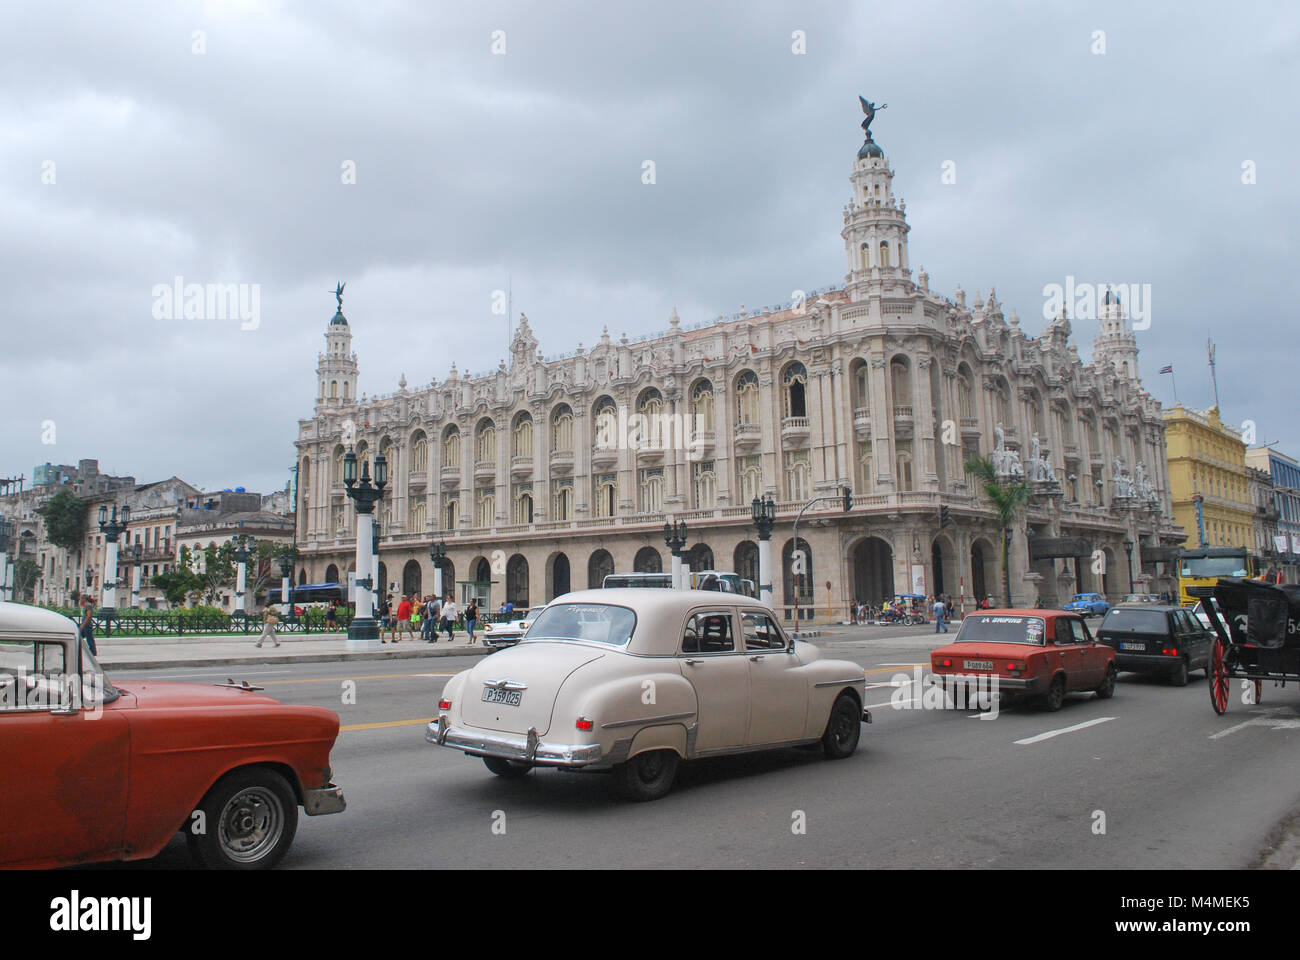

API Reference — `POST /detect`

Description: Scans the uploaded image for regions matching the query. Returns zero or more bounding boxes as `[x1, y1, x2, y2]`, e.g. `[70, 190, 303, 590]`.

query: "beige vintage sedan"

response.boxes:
[426, 589, 871, 800]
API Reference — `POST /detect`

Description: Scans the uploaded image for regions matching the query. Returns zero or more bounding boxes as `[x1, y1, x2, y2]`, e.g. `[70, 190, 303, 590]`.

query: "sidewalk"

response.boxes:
[96, 631, 493, 671]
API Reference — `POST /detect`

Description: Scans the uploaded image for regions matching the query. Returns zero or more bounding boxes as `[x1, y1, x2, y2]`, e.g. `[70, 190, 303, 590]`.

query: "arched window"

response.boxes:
[442, 427, 461, 469]
[693, 460, 716, 509]
[691, 380, 714, 427]
[633, 547, 662, 573]
[409, 499, 426, 532]
[553, 481, 573, 521]
[476, 488, 495, 527]
[588, 549, 614, 588]
[551, 404, 574, 451]
[330, 381, 338, 399]
[879, 240, 890, 269]
[890, 357, 910, 408]
[896, 441, 914, 492]
[411, 432, 428, 472]
[506, 555, 529, 608]
[851, 359, 870, 411]
[512, 413, 533, 459]
[325, 563, 339, 584]
[592, 396, 617, 450]
[514, 489, 533, 524]
[782, 538, 814, 609]
[333, 445, 345, 484]
[738, 456, 762, 503]
[782, 363, 808, 419]
[736, 371, 760, 425]
[443, 495, 460, 530]
[637, 388, 663, 425]
[594, 475, 617, 518]
[342, 381, 350, 400]
[957, 364, 974, 419]
[476, 419, 497, 464]
[857, 440, 874, 494]
[785, 451, 810, 501]
[639, 469, 663, 514]
[995, 378, 1012, 426]
[860, 242, 870, 269]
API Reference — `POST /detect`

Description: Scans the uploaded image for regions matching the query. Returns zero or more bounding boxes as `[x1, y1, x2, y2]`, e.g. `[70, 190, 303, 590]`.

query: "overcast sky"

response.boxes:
[2, 0, 1297, 495]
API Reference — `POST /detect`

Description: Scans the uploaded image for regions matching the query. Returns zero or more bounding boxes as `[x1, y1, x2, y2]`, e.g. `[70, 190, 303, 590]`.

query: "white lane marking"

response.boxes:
[864, 680, 911, 690]
[878, 662, 927, 667]
[867, 697, 918, 709]
[411, 673, 456, 678]
[1014, 716, 1116, 745]
[1209, 709, 1300, 739]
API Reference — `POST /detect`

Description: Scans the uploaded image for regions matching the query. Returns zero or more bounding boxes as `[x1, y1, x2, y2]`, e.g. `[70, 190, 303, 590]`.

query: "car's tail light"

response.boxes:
[1162, 648, 1177, 657]
[438, 699, 452, 710]
[936, 658, 952, 668]
[1006, 662, 1022, 671]
[575, 717, 594, 731]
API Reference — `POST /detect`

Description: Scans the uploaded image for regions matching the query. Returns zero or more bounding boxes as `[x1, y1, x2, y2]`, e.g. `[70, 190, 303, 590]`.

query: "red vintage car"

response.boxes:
[0, 601, 345, 869]
[927, 609, 1117, 711]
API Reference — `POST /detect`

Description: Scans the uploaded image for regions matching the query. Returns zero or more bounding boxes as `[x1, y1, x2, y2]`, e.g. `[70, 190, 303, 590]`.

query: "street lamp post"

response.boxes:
[129, 543, 144, 609]
[232, 534, 254, 616]
[277, 549, 296, 621]
[84, 566, 94, 606]
[1123, 538, 1135, 593]
[430, 539, 447, 601]
[0, 518, 12, 603]
[343, 447, 387, 640]
[663, 519, 688, 589]
[790, 487, 853, 629]
[97, 504, 130, 616]
[751, 495, 776, 607]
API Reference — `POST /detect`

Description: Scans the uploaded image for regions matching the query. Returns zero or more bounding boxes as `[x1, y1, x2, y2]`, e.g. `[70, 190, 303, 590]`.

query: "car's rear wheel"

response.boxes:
[1040, 675, 1065, 712]
[186, 768, 298, 870]
[483, 756, 533, 778]
[1094, 663, 1116, 699]
[615, 749, 679, 802]
[821, 693, 862, 759]
[1170, 656, 1189, 687]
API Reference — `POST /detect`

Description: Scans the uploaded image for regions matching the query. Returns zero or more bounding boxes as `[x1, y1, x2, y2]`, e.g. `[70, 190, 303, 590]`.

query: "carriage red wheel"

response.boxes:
[1253, 679, 1262, 704]
[1209, 638, 1230, 715]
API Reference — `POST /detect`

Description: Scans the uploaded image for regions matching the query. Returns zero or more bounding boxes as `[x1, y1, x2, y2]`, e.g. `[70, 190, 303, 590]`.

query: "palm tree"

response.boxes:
[965, 455, 1030, 607]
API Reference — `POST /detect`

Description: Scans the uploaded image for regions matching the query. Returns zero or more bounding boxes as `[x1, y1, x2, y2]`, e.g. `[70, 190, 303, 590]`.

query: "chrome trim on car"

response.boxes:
[605, 737, 633, 764]
[426, 721, 604, 767]
[482, 678, 528, 691]
[302, 784, 346, 816]
[814, 678, 866, 688]
[600, 711, 695, 729]
[927, 672, 1035, 691]
[694, 737, 822, 759]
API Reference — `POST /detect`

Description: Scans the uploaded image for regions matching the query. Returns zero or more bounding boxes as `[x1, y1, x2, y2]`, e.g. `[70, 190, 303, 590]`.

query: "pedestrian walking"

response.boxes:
[932, 596, 948, 633]
[394, 594, 413, 642]
[423, 595, 440, 641]
[378, 594, 392, 643]
[465, 598, 479, 644]
[442, 596, 458, 641]
[79, 595, 97, 656]
[256, 605, 282, 648]
[326, 598, 339, 632]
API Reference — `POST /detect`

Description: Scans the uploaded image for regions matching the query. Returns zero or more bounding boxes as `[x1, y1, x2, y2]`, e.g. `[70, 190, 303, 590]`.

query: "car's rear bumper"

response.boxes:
[1112, 652, 1182, 673]
[927, 672, 1039, 693]
[302, 783, 346, 816]
[426, 715, 604, 767]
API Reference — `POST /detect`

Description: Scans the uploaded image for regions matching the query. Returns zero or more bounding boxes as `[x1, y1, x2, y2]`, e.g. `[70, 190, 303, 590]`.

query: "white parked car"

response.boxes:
[427, 589, 871, 800]
[480, 605, 548, 648]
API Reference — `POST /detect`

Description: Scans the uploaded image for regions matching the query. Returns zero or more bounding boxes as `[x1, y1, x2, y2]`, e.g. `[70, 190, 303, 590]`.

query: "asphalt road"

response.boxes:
[106, 626, 1300, 870]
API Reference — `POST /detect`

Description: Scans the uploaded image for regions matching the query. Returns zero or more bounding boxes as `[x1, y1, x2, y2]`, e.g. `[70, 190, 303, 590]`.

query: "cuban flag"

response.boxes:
[1158, 365, 1173, 375]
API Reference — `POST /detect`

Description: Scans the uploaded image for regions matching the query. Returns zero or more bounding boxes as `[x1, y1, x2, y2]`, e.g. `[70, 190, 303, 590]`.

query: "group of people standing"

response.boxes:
[374, 593, 481, 644]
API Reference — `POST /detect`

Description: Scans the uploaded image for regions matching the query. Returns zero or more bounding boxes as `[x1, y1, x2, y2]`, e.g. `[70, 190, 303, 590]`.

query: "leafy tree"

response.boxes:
[190, 543, 236, 605]
[965, 455, 1030, 608]
[38, 490, 88, 550]
[152, 563, 200, 607]
[12, 559, 38, 602]
[245, 540, 284, 604]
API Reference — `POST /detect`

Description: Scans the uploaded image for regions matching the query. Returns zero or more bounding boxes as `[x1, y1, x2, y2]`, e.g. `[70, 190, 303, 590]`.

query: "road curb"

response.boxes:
[1254, 802, 1300, 870]
[101, 645, 495, 671]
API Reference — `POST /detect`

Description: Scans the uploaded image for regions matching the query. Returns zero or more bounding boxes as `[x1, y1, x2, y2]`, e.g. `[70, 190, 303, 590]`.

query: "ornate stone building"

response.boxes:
[293, 107, 1184, 616]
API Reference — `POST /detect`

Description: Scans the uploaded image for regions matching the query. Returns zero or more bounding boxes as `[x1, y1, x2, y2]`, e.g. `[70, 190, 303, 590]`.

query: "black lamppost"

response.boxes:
[1123, 538, 1135, 593]
[97, 504, 130, 615]
[751, 495, 776, 606]
[343, 447, 387, 639]
[0, 518, 12, 602]
[232, 534, 254, 616]
[277, 548, 297, 620]
[430, 539, 447, 600]
[663, 519, 688, 589]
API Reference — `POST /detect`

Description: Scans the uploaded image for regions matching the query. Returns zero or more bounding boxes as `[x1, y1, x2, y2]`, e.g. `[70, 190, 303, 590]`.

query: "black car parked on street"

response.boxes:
[1095, 604, 1214, 686]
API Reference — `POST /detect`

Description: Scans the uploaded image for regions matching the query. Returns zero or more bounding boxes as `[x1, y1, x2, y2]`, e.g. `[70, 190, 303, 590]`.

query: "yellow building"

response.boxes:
[1162, 406, 1253, 548]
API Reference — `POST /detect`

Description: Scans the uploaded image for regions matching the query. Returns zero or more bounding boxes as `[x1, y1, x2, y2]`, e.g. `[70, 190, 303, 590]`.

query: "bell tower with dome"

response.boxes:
[317, 282, 359, 411]
[842, 96, 911, 301]
[1093, 286, 1141, 381]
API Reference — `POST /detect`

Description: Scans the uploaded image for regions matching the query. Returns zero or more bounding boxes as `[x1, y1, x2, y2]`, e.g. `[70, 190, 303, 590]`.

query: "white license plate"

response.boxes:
[963, 660, 994, 670]
[1119, 642, 1145, 651]
[482, 687, 523, 707]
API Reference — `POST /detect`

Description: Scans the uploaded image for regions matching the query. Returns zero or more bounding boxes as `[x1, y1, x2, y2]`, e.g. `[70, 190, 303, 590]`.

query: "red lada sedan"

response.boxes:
[928, 609, 1117, 711]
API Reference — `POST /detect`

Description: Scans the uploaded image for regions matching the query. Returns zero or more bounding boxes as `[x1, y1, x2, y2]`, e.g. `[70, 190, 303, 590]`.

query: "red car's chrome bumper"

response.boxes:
[302, 783, 346, 816]
[927, 672, 1040, 692]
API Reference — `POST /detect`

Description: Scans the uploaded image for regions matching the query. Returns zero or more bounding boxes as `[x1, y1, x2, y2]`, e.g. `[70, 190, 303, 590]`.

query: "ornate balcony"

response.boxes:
[510, 455, 534, 478]
[690, 429, 716, 454]
[474, 459, 497, 481]
[407, 470, 427, 489]
[440, 465, 461, 489]
[590, 445, 618, 470]
[854, 407, 872, 439]
[960, 417, 980, 435]
[734, 422, 762, 448]
[781, 416, 811, 449]
[550, 449, 574, 474]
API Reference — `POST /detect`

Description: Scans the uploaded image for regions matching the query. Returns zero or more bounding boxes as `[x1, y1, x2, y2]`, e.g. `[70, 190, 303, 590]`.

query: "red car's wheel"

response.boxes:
[1209, 638, 1230, 715]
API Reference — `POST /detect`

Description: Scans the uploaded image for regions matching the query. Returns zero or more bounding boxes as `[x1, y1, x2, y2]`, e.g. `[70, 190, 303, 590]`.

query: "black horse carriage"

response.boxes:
[1189, 577, 1300, 714]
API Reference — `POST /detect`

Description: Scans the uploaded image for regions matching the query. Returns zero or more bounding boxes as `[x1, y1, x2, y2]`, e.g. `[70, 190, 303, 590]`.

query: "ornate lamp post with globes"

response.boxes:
[97, 504, 130, 616]
[751, 495, 776, 607]
[430, 538, 447, 602]
[344, 447, 387, 640]
[663, 519, 688, 590]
